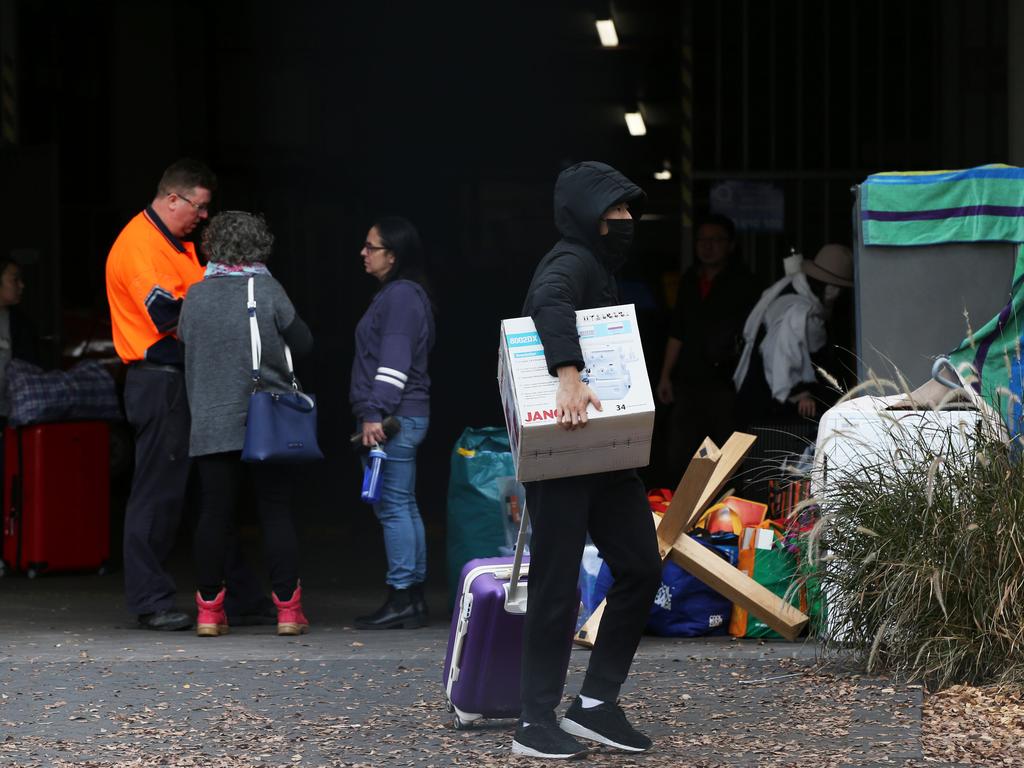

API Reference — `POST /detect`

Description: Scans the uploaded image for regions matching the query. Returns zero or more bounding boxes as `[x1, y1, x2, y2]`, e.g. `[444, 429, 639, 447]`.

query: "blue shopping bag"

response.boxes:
[647, 532, 738, 637]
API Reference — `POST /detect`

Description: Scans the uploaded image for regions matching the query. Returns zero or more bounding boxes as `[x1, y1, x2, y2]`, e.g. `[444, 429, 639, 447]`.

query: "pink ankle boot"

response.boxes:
[195, 588, 229, 637]
[272, 582, 309, 636]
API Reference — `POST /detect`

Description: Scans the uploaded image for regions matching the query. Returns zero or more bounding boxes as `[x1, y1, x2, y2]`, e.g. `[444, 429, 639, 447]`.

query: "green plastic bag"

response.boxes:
[729, 527, 800, 639]
[445, 427, 516, 608]
[729, 529, 826, 639]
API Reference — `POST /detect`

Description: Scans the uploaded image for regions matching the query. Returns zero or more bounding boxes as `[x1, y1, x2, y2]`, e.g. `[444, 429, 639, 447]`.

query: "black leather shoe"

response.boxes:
[408, 583, 430, 625]
[354, 587, 426, 630]
[137, 609, 192, 631]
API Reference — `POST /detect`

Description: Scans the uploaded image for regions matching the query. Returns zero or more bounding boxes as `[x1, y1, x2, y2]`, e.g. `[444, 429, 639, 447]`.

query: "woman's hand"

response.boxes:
[796, 394, 817, 419]
[555, 365, 602, 430]
[362, 421, 387, 447]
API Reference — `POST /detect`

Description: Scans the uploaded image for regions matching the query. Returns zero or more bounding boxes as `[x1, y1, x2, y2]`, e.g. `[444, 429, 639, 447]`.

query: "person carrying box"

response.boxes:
[511, 161, 662, 759]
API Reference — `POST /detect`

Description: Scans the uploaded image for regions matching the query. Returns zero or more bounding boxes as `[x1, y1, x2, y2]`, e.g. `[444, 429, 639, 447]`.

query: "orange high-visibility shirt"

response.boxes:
[105, 209, 204, 364]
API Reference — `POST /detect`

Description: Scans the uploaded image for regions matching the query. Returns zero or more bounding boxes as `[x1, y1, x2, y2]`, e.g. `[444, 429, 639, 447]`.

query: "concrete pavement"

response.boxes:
[0, 572, 929, 767]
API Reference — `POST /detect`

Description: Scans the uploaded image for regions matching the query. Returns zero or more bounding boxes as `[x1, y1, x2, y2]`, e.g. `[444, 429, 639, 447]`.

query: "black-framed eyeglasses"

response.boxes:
[173, 192, 210, 213]
[363, 242, 389, 252]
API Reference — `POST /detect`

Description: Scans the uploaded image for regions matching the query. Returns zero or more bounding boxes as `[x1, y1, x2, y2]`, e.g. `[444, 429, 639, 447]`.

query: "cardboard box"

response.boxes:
[498, 304, 655, 482]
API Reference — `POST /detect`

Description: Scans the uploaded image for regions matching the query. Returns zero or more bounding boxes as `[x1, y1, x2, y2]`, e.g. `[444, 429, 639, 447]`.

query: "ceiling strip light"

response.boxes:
[624, 111, 646, 136]
[595, 19, 619, 47]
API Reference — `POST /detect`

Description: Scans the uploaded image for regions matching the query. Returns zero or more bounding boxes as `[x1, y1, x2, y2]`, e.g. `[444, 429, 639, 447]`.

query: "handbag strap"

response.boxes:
[247, 277, 297, 390]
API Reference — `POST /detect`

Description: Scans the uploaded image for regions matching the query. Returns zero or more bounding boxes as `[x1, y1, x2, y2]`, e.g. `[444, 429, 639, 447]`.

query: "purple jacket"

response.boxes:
[350, 279, 434, 424]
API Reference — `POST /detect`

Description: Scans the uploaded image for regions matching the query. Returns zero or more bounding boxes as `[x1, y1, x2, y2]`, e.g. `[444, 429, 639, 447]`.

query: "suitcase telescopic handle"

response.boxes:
[506, 502, 530, 611]
[932, 356, 960, 390]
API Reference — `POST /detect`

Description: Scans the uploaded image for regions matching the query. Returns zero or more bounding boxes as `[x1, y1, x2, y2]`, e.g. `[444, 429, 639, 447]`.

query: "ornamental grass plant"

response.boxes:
[803, 397, 1024, 691]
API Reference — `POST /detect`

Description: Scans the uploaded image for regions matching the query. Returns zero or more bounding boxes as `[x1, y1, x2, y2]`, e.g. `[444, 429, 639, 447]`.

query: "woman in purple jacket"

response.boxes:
[350, 216, 436, 629]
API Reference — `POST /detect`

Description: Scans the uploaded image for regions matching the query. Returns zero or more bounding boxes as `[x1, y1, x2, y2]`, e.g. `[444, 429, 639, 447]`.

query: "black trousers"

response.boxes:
[121, 366, 272, 616]
[521, 469, 662, 723]
[122, 367, 193, 615]
[193, 453, 298, 601]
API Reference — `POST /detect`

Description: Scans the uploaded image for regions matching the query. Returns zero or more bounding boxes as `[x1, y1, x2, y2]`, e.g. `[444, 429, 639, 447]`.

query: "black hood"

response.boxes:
[553, 161, 646, 265]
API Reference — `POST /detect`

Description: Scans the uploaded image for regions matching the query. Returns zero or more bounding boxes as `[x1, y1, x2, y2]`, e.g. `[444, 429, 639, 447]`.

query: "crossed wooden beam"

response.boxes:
[575, 433, 810, 645]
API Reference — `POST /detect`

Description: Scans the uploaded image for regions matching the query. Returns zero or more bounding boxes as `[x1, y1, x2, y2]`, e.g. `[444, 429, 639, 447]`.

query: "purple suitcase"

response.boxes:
[442, 554, 578, 728]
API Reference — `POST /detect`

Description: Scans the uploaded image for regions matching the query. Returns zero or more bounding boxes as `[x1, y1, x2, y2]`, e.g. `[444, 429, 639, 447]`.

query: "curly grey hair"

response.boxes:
[201, 211, 274, 265]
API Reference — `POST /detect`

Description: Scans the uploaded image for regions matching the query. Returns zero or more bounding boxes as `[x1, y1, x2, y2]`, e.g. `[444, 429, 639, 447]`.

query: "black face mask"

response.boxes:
[601, 219, 634, 271]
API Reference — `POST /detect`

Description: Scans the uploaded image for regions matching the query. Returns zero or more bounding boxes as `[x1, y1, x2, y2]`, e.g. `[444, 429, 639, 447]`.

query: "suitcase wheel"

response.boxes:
[452, 715, 470, 730]
[444, 696, 454, 714]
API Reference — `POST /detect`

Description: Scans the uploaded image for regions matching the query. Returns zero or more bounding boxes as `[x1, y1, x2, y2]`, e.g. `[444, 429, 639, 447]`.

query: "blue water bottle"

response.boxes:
[361, 446, 387, 503]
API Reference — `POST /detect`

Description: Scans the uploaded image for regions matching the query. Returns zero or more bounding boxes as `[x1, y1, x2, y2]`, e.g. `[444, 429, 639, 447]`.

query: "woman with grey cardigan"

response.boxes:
[178, 211, 313, 637]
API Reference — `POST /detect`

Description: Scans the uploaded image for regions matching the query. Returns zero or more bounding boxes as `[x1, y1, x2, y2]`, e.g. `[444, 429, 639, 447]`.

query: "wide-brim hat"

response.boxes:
[802, 244, 853, 287]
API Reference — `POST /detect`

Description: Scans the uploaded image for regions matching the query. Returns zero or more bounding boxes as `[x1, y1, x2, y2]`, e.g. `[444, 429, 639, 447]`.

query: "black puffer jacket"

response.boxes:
[522, 161, 645, 375]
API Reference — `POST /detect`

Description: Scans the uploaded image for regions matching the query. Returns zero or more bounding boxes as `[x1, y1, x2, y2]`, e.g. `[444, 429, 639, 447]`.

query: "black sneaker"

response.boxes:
[559, 697, 652, 752]
[512, 720, 588, 759]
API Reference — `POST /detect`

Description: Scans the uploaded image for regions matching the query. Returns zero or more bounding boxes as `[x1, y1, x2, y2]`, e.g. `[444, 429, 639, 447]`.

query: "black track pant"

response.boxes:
[193, 453, 299, 602]
[520, 469, 662, 724]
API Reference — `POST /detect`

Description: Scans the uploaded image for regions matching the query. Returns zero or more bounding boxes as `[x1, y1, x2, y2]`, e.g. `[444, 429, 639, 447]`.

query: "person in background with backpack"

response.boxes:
[350, 216, 436, 630]
[733, 243, 854, 425]
[513, 161, 662, 759]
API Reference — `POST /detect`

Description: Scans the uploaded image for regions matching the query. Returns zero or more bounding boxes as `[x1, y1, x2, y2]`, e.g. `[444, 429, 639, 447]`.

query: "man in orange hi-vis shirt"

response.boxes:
[106, 159, 214, 631]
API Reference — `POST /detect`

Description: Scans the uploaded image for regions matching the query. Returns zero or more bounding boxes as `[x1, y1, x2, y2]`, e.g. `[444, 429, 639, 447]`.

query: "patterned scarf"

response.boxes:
[204, 262, 272, 278]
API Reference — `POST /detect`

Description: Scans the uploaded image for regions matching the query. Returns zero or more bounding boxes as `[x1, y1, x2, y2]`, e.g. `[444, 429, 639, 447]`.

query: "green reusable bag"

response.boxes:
[445, 427, 516, 608]
[730, 532, 826, 639]
[730, 530, 800, 639]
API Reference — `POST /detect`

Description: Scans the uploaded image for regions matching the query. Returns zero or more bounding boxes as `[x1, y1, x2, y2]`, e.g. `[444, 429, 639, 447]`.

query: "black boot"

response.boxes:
[409, 583, 430, 626]
[354, 587, 426, 630]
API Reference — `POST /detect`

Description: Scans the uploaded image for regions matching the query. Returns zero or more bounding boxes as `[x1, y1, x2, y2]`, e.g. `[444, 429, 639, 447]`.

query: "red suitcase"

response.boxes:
[1, 421, 110, 577]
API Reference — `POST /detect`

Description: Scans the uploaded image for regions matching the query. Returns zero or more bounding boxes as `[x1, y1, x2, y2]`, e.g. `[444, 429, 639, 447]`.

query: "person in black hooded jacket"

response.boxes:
[511, 161, 663, 759]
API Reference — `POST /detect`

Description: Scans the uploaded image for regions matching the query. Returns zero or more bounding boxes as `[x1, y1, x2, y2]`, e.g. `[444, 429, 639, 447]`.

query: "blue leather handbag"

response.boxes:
[242, 390, 323, 463]
[240, 278, 324, 464]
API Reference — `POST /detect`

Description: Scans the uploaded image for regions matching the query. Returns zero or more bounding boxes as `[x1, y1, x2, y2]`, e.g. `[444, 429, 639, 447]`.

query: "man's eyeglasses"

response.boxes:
[364, 242, 389, 252]
[173, 193, 210, 213]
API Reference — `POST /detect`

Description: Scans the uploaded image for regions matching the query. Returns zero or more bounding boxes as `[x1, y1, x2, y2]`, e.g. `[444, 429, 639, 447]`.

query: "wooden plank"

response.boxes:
[575, 430, 797, 645]
[573, 599, 605, 648]
[656, 438, 720, 557]
[682, 432, 757, 530]
[668, 534, 808, 640]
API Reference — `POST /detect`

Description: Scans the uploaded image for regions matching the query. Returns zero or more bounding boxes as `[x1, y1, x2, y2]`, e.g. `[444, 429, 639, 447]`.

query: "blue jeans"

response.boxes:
[369, 415, 428, 589]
